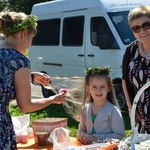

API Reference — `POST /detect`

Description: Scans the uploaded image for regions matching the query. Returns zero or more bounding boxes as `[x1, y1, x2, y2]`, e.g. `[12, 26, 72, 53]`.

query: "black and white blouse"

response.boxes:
[122, 40, 150, 134]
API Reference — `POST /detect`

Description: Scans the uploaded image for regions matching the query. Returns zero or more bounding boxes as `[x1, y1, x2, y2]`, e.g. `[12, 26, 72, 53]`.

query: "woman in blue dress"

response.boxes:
[0, 10, 66, 149]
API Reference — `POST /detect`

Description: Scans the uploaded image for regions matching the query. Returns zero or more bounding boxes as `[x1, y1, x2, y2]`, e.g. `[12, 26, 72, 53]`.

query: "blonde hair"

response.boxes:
[128, 5, 150, 26]
[61, 73, 119, 121]
[0, 10, 37, 36]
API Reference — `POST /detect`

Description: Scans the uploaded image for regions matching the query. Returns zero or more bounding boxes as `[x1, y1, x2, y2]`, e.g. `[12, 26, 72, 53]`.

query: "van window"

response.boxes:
[108, 11, 135, 45]
[33, 18, 60, 45]
[91, 17, 119, 49]
[62, 16, 84, 46]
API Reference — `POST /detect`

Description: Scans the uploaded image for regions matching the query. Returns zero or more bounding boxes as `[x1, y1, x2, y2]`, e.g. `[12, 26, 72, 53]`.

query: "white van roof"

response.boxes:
[32, 0, 150, 15]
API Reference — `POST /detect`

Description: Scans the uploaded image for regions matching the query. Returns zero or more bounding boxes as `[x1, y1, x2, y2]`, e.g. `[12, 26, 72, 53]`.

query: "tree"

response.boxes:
[0, 0, 52, 14]
[0, 1, 7, 11]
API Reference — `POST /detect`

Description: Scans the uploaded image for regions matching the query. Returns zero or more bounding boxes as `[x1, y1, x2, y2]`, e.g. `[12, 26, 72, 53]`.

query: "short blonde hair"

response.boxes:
[128, 5, 150, 26]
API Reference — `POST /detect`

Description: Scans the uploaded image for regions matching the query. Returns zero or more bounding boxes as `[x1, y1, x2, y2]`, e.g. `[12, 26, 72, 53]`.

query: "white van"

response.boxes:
[30, 0, 150, 110]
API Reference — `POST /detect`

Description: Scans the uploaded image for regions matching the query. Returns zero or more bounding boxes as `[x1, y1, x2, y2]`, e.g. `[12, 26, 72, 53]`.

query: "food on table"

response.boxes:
[67, 142, 118, 150]
[101, 143, 118, 150]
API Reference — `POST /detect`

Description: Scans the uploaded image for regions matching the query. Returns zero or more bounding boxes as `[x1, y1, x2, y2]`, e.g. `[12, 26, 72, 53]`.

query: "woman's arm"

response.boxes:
[14, 68, 66, 113]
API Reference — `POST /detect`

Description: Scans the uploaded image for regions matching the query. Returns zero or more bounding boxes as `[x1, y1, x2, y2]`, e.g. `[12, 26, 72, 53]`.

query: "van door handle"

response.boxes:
[78, 54, 84, 57]
[88, 54, 95, 57]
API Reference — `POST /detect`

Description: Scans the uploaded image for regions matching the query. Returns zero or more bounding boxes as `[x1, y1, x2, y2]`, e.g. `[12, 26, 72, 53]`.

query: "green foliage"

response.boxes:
[9, 104, 24, 116]
[123, 114, 131, 130]
[85, 66, 111, 76]
[0, 0, 52, 14]
[6, 15, 37, 35]
[0, 2, 5, 11]
[69, 127, 78, 137]
[123, 114, 132, 137]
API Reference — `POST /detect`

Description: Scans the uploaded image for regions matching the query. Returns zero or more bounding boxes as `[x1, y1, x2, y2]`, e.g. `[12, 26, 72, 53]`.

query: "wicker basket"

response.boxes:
[32, 117, 68, 143]
[130, 81, 150, 147]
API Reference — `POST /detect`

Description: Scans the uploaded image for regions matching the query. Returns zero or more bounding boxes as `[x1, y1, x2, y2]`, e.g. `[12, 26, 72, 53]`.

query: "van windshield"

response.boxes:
[108, 11, 135, 45]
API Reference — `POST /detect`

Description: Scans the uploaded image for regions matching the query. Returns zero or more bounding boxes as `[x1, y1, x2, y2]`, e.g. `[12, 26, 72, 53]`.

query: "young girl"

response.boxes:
[77, 66, 125, 145]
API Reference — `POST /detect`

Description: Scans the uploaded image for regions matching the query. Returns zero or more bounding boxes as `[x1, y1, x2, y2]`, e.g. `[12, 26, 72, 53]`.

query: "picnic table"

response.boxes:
[17, 137, 81, 150]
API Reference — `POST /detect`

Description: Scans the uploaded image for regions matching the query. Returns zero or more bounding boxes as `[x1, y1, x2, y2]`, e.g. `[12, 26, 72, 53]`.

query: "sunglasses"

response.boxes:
[131, 21, 150, 33]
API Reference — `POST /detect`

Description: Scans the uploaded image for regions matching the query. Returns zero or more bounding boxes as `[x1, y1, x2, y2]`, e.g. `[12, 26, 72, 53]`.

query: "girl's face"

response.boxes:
[131, 16, 150, 43]
[87, 76, 110, 102]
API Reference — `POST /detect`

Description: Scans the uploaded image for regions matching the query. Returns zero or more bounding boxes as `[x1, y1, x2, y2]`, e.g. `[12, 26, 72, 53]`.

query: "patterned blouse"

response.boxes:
[0, 48, 30, 149]
[122, 41, 150, 134]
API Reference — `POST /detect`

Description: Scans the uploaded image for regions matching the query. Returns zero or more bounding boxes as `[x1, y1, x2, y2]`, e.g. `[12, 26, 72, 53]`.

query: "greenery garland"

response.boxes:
[84, 66, 111, 75]
[6, 15, 37, 35]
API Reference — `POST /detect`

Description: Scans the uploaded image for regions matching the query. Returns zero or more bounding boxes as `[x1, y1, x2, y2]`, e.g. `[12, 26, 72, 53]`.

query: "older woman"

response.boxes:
[122, 5, 150, 134]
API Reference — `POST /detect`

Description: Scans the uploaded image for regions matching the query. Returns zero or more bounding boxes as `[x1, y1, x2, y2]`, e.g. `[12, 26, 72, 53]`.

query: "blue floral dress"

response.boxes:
[0, 48, 30, 149]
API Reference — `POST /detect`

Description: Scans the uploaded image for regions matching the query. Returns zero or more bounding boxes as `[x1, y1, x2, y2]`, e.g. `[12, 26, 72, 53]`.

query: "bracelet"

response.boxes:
[31, 73, 34, 82]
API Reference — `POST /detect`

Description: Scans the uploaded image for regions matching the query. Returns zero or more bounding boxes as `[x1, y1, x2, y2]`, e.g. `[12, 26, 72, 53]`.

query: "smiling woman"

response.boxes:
[122, 5, 150, 134]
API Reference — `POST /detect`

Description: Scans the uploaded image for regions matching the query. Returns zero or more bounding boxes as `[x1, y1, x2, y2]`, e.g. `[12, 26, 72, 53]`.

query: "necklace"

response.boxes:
[141, 44, 150, 60]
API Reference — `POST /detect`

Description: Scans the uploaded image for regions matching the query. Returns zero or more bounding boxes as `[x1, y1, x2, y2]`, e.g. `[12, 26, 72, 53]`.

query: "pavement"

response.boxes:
[31, 83, 43, 99]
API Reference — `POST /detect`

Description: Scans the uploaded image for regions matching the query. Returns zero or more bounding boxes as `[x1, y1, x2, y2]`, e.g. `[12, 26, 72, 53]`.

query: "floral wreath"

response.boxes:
[6, 15, 37, 35]
[84, 66, 111, 75]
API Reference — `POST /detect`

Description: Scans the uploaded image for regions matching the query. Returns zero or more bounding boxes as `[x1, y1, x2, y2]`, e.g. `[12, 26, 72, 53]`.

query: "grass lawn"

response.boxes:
[9, 103, 131, 137]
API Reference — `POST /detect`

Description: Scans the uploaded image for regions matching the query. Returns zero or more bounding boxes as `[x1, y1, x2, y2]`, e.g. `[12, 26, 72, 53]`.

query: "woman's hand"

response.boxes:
[50, 92, 66, 104]
[135, 111, 142, 124]
[128, 108, 142, 124]
[32, 72, 50, 85]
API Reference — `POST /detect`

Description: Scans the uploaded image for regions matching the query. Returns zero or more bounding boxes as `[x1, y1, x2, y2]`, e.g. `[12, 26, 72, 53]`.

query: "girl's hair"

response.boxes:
[128, 5, 150, 26]
[61, 66, 119, 121]
[82, 72, 118, 107]
[0, 10, 37, 36]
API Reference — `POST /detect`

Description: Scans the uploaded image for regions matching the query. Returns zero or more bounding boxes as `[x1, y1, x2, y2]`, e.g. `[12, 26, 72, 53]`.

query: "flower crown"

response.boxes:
[6, 15, 37, 35]
[84, 66, 111, 75]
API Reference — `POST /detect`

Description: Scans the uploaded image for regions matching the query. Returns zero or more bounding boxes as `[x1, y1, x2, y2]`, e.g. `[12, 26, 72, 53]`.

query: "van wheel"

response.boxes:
[41, 85, 56, 98]
[114, 84, 127, 112]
